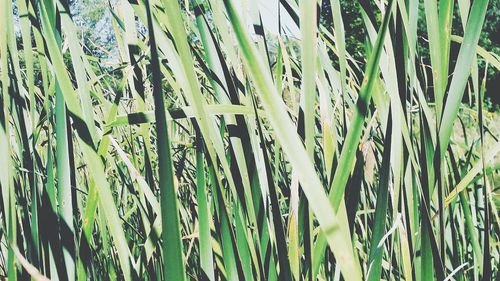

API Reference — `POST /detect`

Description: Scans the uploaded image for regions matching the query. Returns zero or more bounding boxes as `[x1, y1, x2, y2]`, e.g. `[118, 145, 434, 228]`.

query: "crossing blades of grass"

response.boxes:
[223, 1, 361, 280]
[1, 0, 499, 280]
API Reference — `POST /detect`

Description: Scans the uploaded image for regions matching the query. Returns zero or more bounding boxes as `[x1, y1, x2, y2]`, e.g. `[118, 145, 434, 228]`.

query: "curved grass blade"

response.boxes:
[223, 1, 361, 280]
[438, 0, 489, 157]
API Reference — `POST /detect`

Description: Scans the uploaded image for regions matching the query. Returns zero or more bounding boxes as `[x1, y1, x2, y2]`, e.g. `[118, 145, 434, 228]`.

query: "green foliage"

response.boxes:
[0, 0, 498, 280]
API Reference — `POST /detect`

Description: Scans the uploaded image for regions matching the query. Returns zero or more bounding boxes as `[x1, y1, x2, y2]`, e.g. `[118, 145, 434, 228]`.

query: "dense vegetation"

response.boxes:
[0, 0, 499, 280]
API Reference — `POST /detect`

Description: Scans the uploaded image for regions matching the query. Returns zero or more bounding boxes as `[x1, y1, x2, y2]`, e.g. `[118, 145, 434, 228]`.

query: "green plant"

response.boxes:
[0, 0, 498, 280]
